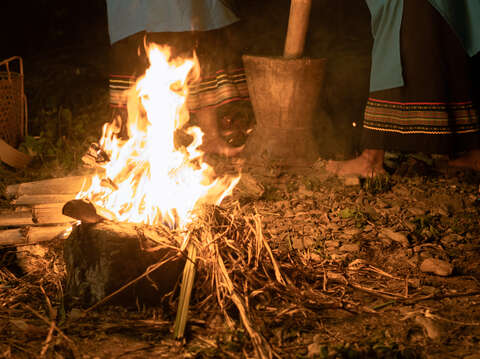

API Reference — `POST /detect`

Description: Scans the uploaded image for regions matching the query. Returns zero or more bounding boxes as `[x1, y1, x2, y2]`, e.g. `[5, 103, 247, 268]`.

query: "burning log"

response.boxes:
[63, 221, 185, 308]
[81, 142, 110, 169]
[62, 199, 106, 223]
[0, 224, 71, 246]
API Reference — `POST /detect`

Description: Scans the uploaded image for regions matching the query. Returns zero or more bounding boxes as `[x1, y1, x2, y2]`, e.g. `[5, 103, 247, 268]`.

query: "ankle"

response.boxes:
[360, 149, 384, 166]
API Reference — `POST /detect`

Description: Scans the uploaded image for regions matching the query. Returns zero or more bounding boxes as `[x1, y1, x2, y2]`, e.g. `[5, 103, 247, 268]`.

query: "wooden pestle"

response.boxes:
[283, 0, 313, 59]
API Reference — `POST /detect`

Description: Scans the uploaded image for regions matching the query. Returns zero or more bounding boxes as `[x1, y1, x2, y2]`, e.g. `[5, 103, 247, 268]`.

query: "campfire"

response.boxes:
[0, 43, 277, 358]
[61, 44, 248, 336]
[75, 44, 240, 229]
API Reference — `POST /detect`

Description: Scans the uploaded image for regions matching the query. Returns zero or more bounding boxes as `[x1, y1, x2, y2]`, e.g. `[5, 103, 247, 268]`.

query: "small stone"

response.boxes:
[408, 207, 427, 216]
[343, 228, 362, 236]
[292, 237, 315, 250]
[420, 258, 453, 276]
[234, 173, 264, 199]
[343, 176, 360, 186]
[339, 243, 360, 253]
[297, 185, 314, 197]
[415, 316, 442, 340]
[307, 342, 327, 358]
[324, 240, 340, 248]
[440, 234, 463, 246]
[380, 228, 410, 247]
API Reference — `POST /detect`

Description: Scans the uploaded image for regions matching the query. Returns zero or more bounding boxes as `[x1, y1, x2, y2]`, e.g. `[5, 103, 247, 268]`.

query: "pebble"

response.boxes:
[339, 243, 360, 253]
[325, 240, 340, 248]
[415, 316, 442, 340]
[420, 258, 453, 276]
[343, 176, 361, 186]
[380, 228, 410, 247]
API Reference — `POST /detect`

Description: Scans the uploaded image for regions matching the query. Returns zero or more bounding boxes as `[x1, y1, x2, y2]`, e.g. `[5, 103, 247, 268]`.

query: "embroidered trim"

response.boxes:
[364, 98, 480, 134]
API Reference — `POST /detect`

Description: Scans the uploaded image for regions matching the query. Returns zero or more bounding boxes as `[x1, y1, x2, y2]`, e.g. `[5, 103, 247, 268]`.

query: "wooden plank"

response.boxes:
[12, 194, 76, 206]
[33, 203, 74, 224]
[0, 203, 74, 227]
[0, 139, 32, 169]
[0, 224, 72, 246]
[5, 176, 91, 198]
[0, 208, 33, 226]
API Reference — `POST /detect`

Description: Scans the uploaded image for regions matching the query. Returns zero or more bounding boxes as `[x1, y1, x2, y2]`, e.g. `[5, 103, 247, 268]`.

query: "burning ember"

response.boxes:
[77, 45, 239, 230]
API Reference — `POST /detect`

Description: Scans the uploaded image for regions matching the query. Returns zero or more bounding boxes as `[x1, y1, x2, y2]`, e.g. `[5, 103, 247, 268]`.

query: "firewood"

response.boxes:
[33, 203, 74, 224]
[0, 139, 32, 169]
[0, 207, 34, 226]
[62, 199, 105, 223]
[81, 143, 109, 169]
[0, 204, 74, 227]
[12, 194, 76, 206]
[5, 176, 91, 198]
[0, 224, 72, 246]
[64, 221, 185, 308]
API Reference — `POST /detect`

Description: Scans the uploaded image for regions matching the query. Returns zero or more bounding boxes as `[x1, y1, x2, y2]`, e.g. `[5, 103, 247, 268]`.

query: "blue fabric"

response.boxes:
[428, 0, 480, 57]
[366, 0, 480, 92]
[365, 0, 404, 92]
[106, 0, 239, 44]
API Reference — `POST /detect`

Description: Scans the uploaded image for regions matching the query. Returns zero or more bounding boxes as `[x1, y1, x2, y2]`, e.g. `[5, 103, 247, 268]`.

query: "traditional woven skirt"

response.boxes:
[362, 0, 480, 154]
[109, 22, 250, 120]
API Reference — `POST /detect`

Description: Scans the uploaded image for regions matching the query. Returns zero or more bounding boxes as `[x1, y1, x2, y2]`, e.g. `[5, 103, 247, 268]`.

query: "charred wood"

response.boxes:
[62, 199, 105, 223]
[64, 222, 185, 308]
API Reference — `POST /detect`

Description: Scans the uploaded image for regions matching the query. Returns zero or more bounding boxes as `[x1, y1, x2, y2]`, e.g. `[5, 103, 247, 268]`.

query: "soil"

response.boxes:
[2, 159, 480, 359]
[1, 1, 480, 358]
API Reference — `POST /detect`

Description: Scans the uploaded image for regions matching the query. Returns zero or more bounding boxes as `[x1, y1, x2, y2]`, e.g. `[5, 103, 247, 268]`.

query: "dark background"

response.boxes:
[0, 0, 373, 157]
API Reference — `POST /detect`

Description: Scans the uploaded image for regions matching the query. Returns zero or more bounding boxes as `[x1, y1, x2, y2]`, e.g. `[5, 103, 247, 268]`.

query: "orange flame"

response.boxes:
[77, 44, 239, 229]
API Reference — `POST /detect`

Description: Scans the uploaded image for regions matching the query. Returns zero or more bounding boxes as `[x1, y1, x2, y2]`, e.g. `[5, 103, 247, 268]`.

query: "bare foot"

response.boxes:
[448, 150, 480, 171]
[325, 149, 386, 178]
[201, 136, 245, 157]
[195, 107, 245, 157]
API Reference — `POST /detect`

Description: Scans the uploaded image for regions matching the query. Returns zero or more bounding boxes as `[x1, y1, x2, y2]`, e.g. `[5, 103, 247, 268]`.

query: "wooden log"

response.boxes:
[33, 203, 74, 224]
[0, 224, 72, 246]
[0, 139, 32, 169]
[12, 194, 76, 206]
[0, 204, 74, 227]
[62, 199, 105, 223]
[64, 221, 185, 308]
[5, 176, 91, 198]
[0, 207, 33, 226]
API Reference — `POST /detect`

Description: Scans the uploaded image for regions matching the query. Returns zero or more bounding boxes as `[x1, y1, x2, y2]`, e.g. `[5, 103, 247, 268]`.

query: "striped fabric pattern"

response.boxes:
[109, 75, 136, 108]
[187, 68, 249, 111]
[364, 98, 480, 135]
[109, 69, 249, 111]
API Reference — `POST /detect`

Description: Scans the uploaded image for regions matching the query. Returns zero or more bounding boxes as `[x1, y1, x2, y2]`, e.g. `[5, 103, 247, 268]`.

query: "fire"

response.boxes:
[77, 44, 239, 229]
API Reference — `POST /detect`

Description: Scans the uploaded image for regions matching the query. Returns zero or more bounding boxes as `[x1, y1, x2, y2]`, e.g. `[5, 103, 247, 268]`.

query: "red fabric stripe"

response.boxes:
[369, 98, 473, 106]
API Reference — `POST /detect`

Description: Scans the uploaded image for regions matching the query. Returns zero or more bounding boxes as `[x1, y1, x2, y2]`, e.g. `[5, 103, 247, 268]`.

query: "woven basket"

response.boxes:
[0, 56, 27, 148]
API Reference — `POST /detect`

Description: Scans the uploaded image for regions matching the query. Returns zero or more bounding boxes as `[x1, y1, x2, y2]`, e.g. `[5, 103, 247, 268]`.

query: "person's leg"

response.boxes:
[195, 107, 245, 156]
[187, 23, 252, 156]
[325, 149, 386, 177]
[326, 0, 480, 177]
[448, 150, 480, 171]
[448, 53, 480, 171]
[109, 32, 148, 137]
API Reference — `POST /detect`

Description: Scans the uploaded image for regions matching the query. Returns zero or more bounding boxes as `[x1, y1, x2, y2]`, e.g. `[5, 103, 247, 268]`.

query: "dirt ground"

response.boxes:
[2, 153, 480, 359]
[1, 1, 480, 358]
